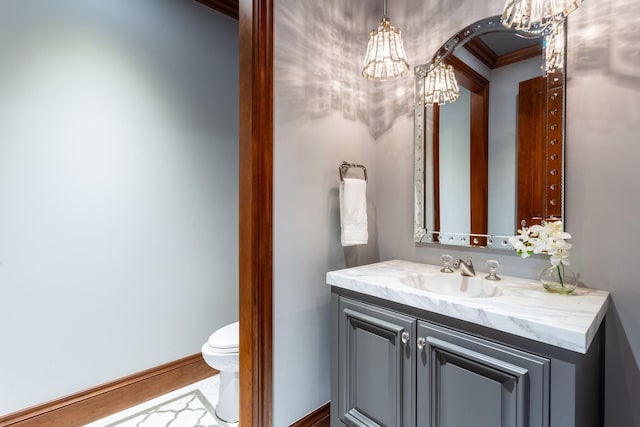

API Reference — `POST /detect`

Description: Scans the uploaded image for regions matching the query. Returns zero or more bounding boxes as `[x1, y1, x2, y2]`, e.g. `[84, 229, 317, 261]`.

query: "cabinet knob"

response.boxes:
[401, 331, 410, 344]
[417, 337, 426, 350]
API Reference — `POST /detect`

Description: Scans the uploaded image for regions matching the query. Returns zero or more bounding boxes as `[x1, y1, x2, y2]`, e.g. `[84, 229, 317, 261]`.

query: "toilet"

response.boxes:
[201, 321, 239, 423]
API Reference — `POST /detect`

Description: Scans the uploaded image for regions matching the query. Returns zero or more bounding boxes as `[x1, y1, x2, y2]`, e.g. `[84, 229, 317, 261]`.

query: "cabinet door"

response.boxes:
[416, 321, 550, 427]
[337, 297, 415, 427]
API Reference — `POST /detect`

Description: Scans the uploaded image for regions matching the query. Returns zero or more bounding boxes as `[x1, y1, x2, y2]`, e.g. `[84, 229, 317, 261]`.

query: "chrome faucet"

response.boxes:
[453, 257, 476, 277]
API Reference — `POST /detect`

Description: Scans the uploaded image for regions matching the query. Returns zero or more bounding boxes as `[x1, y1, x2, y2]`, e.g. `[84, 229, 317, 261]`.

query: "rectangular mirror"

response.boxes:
[414, 16, 566, 249]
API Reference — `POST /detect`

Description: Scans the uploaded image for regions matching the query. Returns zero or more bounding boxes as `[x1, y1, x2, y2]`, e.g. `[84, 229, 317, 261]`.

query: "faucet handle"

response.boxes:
[485, 259, 501, 281]
[440, 254, 454, 273]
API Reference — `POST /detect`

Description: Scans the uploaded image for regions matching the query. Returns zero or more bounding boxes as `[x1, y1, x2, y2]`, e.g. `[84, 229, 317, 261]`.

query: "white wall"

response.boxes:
[0, 0, 238, 415]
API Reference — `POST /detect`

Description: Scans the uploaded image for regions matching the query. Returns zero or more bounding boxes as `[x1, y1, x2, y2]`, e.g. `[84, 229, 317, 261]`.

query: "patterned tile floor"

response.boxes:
[85, 375, 238, 427]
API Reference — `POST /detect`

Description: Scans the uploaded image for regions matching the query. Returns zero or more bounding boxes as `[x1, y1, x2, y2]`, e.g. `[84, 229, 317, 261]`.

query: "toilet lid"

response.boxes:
[207, 321, 239, 351]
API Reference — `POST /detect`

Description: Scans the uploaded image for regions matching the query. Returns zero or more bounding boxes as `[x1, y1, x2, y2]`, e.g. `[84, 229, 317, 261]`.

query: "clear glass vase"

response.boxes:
[540, 264, 577, 294]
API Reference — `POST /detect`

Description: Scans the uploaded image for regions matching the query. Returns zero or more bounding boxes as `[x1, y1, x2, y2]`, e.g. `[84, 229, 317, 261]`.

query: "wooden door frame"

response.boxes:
[238, 0, 273, 426]
[197, 1, 273, 424]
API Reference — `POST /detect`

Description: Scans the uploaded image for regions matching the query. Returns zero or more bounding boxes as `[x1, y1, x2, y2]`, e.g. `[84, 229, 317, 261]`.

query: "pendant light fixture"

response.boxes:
[420, 63, 460, 105]
[362, 0, 409, 81]
[501, 0, 583, 34]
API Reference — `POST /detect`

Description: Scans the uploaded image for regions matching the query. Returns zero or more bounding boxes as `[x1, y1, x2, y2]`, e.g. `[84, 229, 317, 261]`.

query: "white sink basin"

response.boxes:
[400, 273, 502, 298]
[327, 260, 611, 353]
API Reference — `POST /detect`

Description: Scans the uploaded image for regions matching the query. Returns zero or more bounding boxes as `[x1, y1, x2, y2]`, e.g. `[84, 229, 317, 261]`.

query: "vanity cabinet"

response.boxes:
[335, 297, 415, 426]
[416, 321, 549, 427]
[331, 289, 603, 427]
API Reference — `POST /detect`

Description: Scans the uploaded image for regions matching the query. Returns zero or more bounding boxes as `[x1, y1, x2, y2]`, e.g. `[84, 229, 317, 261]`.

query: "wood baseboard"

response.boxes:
[0, 354, 217, 427]
[289, 402, 330, 427]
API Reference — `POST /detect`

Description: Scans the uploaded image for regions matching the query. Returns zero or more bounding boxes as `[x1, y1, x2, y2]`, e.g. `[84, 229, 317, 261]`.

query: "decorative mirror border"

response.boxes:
[414, 16, 540, 79]
[413, 15, 567, 249]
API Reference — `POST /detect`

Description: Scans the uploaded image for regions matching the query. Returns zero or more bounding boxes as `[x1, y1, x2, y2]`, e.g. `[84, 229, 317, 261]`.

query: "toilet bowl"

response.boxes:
[201, 321, 239, 423]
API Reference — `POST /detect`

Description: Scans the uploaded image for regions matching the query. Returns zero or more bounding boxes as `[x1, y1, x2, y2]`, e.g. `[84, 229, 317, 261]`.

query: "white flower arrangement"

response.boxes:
[509, 220, 572, 266]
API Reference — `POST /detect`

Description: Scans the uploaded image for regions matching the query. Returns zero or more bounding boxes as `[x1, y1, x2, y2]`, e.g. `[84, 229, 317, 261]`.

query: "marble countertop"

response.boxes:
[326, 259, 610, 354]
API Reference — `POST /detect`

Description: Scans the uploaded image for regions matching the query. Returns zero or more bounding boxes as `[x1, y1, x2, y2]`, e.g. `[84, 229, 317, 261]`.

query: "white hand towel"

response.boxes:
[339, 178, 368, 246]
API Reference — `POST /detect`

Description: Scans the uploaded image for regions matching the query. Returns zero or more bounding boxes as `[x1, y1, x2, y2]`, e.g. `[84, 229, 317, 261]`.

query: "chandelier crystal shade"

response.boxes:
[420, 63, 460, 105]
[362, 1, 409, 81]
[544, 23, 565, 74]
[501, 0, 583, 34]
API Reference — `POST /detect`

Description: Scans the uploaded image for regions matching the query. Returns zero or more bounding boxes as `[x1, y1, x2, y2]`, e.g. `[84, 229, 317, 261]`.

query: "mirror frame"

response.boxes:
[413, 16, 566, 249]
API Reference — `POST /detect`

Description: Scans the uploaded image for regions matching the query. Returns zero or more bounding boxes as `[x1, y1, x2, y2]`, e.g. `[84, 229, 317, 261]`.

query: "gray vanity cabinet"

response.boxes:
[332, 290, 603, 427]
[334, 296, 415, 427]
[333, 294, 550, 427]
[416, 321, 550, 427]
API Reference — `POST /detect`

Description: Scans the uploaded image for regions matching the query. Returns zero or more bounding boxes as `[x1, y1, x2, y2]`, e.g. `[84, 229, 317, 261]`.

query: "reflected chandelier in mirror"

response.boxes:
[413, 16, 566, 249]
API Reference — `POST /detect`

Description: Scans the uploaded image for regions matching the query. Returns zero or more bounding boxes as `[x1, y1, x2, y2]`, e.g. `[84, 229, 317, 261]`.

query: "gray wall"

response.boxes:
[0, 0, 238, 415]
[376, 1, 640, 426]
[273, 0, 382, 424]
[273, 0, 640, 425]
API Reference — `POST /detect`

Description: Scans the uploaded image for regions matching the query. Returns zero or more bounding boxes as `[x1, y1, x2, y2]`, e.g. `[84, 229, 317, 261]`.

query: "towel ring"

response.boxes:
[339, 161, 368, 182]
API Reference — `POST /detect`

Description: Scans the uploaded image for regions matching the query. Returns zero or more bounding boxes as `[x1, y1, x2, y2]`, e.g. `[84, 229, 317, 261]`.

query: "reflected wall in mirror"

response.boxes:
[414, 16, 566, 249]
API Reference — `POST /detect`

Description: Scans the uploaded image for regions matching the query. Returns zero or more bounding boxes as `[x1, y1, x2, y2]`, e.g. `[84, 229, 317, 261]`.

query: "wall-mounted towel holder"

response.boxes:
[339, 161, 368, 182]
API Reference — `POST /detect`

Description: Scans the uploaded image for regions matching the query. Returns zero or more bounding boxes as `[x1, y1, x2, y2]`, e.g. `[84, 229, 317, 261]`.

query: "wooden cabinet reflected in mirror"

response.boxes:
[414, 16, 566, 249]
[517, 71, 564, 228]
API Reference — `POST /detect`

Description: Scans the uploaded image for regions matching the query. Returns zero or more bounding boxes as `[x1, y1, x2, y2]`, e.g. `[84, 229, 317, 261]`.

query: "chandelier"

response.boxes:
[501, 0, 583, 34]
[420, 63, 460, 105]
[362, 0, 409, 81]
